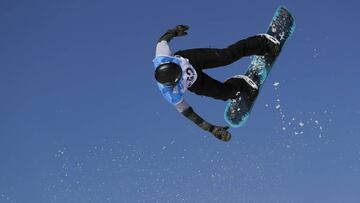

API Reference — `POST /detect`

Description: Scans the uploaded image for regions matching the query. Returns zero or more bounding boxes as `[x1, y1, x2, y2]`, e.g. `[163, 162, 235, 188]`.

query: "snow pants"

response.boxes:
[175, 35, 267, 101]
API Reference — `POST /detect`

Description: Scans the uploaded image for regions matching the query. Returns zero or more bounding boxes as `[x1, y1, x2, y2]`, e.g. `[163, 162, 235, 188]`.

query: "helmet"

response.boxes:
[154, 62, 182, 86]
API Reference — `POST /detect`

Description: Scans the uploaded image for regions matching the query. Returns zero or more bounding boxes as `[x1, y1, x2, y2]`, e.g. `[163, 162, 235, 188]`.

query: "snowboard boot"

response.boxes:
[258, 34, 281, 57]
[225, 75, 259, 104]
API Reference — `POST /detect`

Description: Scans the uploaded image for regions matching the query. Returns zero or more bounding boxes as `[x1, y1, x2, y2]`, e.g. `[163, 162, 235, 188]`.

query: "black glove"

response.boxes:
[210, 125, 231, 142]
[158, 25, 190, 42]
[172, 25, 190, 36]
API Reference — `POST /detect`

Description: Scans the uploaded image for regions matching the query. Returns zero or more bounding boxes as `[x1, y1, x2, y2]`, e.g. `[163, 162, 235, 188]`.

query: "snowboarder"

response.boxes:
[153, 25, 280, 141]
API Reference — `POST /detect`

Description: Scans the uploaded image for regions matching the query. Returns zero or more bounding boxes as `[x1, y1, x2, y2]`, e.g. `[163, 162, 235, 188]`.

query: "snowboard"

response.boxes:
[224, 6, 295, 128]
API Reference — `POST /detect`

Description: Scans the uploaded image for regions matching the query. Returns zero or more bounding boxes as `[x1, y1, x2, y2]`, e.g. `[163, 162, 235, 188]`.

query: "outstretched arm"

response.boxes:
[175, 100, 231, 141]
[156, 25, 190, 56]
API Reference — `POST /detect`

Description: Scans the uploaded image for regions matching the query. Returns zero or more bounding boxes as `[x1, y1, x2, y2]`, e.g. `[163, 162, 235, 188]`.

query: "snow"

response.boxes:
[1, 193, 15, 203]
[265, 79, 332, 145]
[42, 78, 335, 203]
[313, 48, 319, 58]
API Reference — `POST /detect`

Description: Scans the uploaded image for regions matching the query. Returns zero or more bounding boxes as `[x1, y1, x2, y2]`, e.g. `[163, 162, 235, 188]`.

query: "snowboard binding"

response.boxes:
[259, 33, 281, 57]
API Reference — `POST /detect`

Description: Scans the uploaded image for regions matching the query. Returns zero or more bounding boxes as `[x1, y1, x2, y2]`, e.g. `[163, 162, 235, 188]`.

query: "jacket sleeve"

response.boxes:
[155, 40, 172, 56]
[175, 100, 214, 132]
[155, 28, 179, 57]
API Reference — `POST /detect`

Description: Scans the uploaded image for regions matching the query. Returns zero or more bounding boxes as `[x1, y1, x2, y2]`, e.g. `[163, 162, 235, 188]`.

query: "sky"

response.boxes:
[0, 0, 360, 202]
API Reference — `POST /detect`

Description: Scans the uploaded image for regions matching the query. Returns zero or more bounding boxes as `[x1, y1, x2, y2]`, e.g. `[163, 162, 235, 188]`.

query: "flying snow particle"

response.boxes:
[299, 122, 305, 127]
[275, 105, 281, 109]
[273, 82, 280, 87]
[271, 26, 277, 33]
[313, 48, 319, 58]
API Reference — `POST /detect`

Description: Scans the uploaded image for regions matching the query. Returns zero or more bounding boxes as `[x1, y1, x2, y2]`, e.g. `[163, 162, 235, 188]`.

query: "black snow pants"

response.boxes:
[175, 35, 268, 101]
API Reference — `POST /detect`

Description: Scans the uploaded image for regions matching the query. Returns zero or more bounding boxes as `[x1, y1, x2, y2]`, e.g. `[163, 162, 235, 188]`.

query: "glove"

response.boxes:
[210, 125, 231, 142]
[172, 25, 190, 37]
[158, 25, 190, 42]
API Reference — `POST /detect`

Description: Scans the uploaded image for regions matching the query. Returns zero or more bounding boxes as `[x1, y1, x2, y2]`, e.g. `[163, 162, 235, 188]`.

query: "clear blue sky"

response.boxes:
[1, 0, 359, 202]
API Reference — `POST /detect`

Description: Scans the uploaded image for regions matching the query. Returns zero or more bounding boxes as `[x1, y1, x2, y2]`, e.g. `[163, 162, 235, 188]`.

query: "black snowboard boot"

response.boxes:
[225, 75, 259, 103]
[258, 34, 281, 57]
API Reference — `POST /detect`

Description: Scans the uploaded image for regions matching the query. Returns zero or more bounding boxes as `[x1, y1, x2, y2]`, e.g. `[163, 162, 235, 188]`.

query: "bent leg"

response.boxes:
[175, 36, 267, 70]
[188, 72, 233, 101]
[189, 72, 258, 101]
[189, 72, 252, 101]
